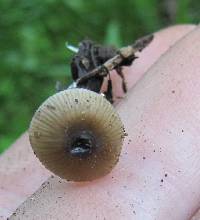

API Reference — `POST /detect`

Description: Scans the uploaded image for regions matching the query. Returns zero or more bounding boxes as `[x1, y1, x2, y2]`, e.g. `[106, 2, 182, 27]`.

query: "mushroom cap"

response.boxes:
[29, 89, 125, 181]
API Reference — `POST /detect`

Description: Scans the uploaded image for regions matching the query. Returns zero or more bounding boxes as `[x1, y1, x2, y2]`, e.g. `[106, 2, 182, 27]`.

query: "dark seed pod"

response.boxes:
[29, 89, 125, 181]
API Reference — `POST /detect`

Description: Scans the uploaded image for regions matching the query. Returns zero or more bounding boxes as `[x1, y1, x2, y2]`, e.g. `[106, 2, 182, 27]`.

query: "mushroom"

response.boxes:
[29, 88, 125, 181]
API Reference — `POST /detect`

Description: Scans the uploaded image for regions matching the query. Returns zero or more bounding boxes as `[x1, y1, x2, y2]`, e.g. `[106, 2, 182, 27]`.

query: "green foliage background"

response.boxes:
[0, 0, 199, 153]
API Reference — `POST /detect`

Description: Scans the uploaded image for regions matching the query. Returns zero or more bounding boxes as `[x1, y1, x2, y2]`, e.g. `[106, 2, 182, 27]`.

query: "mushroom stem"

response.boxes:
[70, 133, 93, 158]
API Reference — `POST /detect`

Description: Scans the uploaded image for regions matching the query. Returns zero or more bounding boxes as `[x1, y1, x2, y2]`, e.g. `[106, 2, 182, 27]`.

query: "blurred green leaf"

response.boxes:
[176, 0, 191, 23]
[104, 21, 122, 47]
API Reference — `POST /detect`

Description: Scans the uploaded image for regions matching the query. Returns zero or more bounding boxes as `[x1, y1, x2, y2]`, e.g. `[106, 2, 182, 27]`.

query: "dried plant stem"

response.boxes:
[77, 34, 153, 85]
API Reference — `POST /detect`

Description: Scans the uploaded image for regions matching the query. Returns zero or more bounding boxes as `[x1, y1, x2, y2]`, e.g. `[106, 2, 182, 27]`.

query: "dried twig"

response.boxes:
[76, 34, 153, 85]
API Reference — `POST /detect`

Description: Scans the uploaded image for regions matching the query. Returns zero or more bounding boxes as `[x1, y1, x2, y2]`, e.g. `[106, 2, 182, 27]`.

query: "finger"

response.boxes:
[0, 25, 195, 219]
[8, 25, 200, 220]
[116, 25, 200, 220]
[0, 134, 50, 219]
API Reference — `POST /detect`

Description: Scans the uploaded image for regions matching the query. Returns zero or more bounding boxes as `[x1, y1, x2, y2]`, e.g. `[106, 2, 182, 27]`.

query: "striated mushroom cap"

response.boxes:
[29, 88, 125, 181]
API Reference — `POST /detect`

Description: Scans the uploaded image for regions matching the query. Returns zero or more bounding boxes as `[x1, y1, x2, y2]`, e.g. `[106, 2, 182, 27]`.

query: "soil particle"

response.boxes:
[46, 104, 56, 110]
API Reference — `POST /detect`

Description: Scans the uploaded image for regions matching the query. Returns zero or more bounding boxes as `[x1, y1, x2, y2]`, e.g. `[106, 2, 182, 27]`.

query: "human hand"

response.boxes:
[1, 24, 200, 220]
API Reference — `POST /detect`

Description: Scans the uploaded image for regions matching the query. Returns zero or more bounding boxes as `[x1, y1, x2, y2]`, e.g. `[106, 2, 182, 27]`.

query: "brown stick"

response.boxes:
[76, 34, 153, 85]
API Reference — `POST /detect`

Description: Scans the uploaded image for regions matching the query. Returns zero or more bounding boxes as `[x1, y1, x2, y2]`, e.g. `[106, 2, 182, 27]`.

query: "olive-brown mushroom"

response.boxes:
[29, 89, 125, 181]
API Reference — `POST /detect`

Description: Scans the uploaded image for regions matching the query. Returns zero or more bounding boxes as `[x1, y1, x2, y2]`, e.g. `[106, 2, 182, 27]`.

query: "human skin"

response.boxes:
[1, 25, 199, 220]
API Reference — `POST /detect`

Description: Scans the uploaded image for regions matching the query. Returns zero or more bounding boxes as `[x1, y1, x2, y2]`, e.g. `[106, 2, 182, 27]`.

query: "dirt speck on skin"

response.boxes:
[165, 173, 168, 177]
[171, 90, 175, 94]
[161, 179, 164, 183]
[142, 156, 146, 160]
[128, 139, 132, 145]
[181, 129, 184, 133]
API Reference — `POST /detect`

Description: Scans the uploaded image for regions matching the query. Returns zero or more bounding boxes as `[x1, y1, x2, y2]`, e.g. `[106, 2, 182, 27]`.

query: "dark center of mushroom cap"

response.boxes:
[70, 133, 95, 158]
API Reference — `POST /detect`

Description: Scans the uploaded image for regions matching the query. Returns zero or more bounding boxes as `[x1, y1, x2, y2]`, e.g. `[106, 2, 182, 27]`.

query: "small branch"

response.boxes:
[76, 34, 153, 85]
